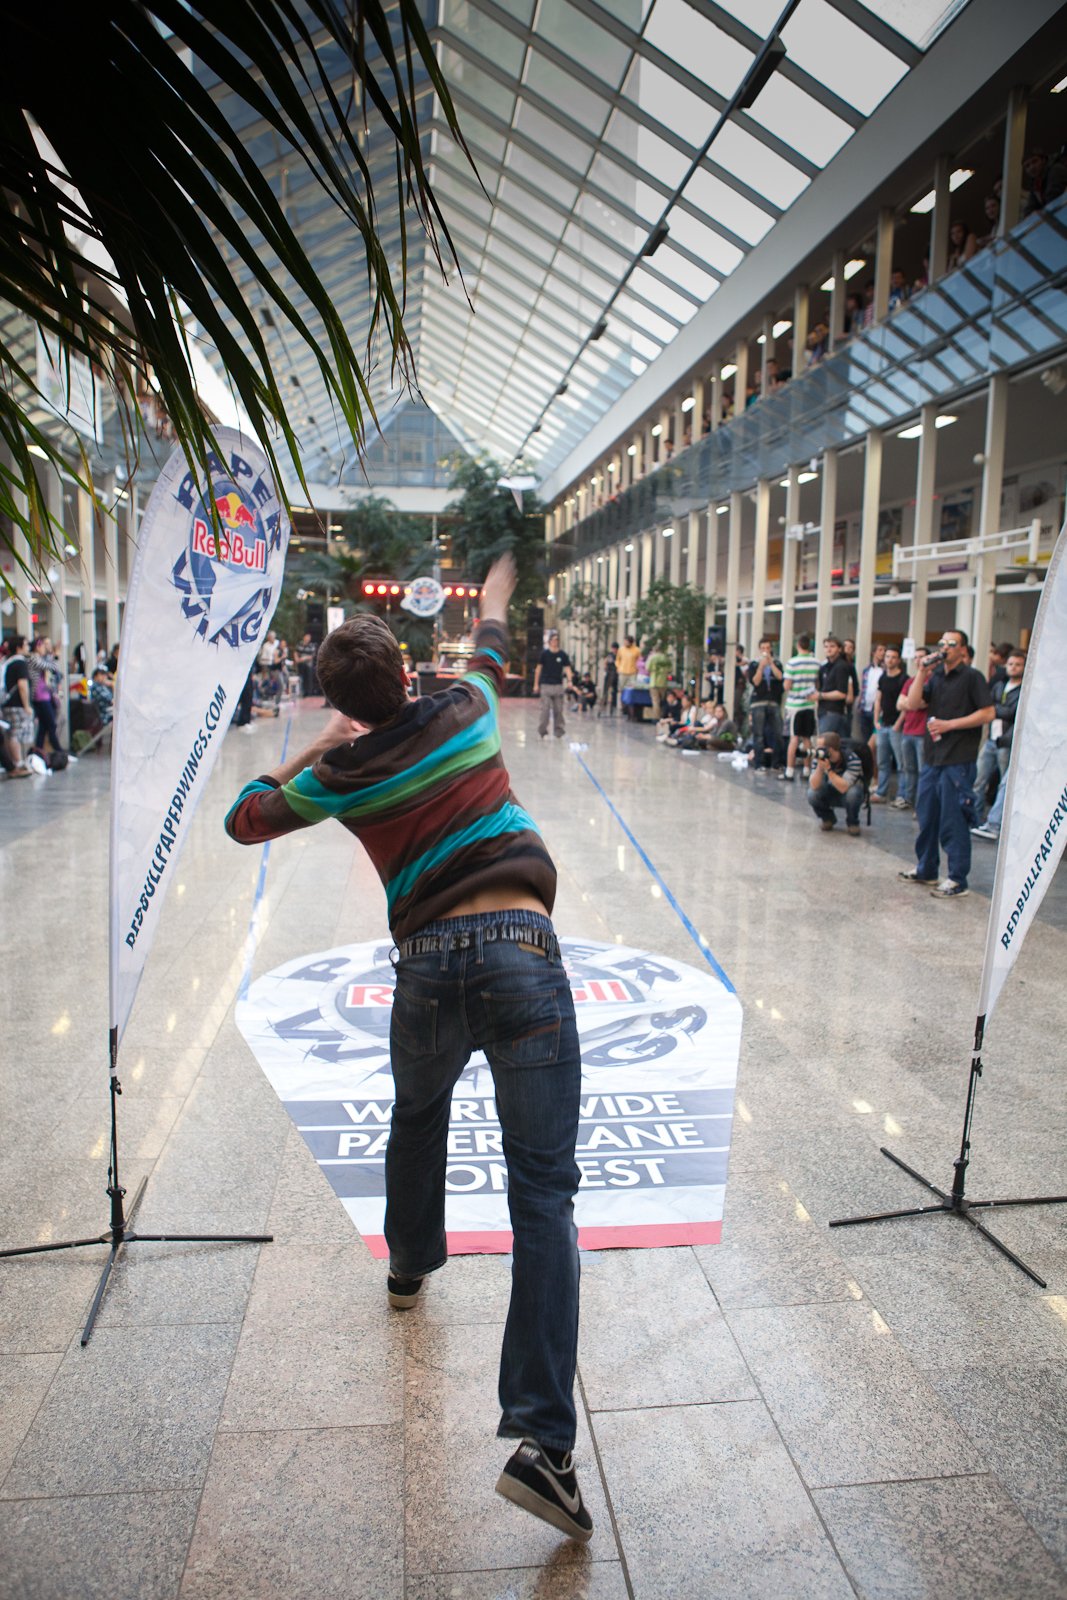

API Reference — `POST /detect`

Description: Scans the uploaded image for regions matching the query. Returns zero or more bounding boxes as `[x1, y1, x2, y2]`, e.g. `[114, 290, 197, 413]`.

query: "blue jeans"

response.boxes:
[900, 733, 925, 807]
[915, 760, 978, 887]
[807, 777, 863, 827]
[972, 738, 1009, 822]
[875, 726, 903, 797]
[750, 701, 782, 768]
[818, 710, 850, 738]
[385, 912, 581, 1454]
[985, 761, 1010, 833]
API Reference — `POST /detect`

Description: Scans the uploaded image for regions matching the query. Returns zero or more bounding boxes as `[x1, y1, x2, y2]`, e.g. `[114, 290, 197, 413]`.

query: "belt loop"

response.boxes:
[439, 928, 451, 972]
[475, 923, 485, 965]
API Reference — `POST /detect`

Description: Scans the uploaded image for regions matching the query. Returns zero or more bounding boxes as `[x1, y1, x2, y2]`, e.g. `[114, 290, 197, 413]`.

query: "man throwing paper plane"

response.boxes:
[224, 555, 591, 1542]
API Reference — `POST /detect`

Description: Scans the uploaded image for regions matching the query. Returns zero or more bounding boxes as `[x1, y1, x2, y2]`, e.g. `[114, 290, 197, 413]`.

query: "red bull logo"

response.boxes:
[191, 491, 266, 572]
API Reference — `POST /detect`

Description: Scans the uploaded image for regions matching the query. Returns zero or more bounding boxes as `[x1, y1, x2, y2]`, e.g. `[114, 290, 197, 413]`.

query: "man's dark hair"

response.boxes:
[316, 615, 407, 725]
[92, 667, 107, 680]
[991, 640, 1014, 661]
[1008, 648, 1027, 665]
[821, 731, 842, 754]
[758, 636, 772, 649]
[945, 627, 969, 648]
[824, 634, 842, 648]
[796, 633, 812, 650]
[625, 635, 634, 646]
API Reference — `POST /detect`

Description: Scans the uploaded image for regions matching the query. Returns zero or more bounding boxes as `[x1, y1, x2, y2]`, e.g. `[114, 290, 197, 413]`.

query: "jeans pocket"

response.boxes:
[483, 988, 562, 1068]
[391, 989, 439, 1058]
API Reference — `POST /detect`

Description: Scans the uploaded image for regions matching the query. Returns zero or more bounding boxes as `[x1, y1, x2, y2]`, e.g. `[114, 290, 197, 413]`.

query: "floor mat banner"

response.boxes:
[237, 937, 742, 1256]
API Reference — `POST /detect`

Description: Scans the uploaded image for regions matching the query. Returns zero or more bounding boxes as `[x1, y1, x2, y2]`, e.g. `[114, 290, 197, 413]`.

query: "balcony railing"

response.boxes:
[550, 195, 1067, 572]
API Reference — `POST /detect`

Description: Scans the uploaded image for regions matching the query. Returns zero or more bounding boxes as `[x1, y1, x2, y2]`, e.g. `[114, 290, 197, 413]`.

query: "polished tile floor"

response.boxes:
[1, 701, 1065, 1600]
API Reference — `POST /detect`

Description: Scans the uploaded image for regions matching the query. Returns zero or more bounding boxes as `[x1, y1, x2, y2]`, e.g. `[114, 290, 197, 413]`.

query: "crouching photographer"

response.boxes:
[807, 731, 864, 836]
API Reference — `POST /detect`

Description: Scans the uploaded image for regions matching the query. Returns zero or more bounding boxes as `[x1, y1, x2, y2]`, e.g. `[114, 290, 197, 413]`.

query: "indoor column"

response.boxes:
[815, 448, 837, 647]
[972, 375, 1008, 663]
[724, 490, 743, 717]
[856, 430, 883, 668]
[907, 402, 938, 658]
[751, 478, 771, 650]
[780, 467, 801, 661]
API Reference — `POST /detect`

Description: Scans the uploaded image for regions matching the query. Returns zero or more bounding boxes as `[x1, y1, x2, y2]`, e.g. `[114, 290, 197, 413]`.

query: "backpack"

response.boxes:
[842, 737, 874, 793]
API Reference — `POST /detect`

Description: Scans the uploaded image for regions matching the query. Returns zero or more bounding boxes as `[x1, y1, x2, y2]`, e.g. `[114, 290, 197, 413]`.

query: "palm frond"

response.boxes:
[0, 0, 471, 576]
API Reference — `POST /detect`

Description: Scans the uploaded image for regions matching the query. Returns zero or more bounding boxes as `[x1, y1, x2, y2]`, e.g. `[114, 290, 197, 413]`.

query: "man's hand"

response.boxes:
[321, 709, 369, 745]
[479, 553, 517, 625]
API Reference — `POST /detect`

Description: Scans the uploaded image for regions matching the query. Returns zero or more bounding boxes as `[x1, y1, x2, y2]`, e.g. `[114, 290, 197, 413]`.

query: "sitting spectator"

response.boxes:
[656, 693, 695, 744]
[808, 731, 864, 836]
[570, 670, 597, 714]
[692, 702, 738, 750]
[946, 220, 977, 270]
[90, 667, 114, 726]
[1023, 146, 1067, 216]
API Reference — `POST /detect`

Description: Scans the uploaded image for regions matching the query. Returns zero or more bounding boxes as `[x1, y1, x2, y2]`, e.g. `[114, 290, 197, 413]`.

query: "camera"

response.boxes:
[815, 746, 829, 763]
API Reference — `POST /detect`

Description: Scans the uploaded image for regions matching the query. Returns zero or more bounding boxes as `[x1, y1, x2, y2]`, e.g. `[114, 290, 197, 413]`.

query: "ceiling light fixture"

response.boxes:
[910, 169, 974, 213]
[681, 396, 695, 412]
[773, 319, 792, 338]
[642, 221, 670, 257]
[627, 445, 637, 456]
[736, 35, 786, 110]
[721, 363, 737, 380]
[651, 424, 663, 437]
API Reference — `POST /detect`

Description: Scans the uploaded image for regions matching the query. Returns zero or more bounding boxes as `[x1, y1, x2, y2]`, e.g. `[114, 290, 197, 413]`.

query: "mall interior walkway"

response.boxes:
[1, 700, 1065, 1599]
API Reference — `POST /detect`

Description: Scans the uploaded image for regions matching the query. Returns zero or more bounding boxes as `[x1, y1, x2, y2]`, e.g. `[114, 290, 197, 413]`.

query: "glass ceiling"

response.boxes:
[197, 0, 971, 489]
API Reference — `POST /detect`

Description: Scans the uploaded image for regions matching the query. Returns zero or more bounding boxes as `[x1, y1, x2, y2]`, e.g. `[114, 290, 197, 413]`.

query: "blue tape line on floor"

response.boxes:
[574, 752, 736, 993]
[237, 717, 292, 1002]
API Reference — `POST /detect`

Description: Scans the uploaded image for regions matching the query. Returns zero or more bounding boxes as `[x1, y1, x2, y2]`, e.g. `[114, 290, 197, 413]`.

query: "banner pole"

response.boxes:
[829, 523, 1067, 1284]
[0, 434, 288, 1340]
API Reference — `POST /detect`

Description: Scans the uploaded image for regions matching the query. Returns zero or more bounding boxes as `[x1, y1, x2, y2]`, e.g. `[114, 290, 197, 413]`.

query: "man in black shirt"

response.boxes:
[817, 636, 852, 737]
[898, 629, 993, 898]
[872, 645, 907, 805]
[533, 629, 573, 740]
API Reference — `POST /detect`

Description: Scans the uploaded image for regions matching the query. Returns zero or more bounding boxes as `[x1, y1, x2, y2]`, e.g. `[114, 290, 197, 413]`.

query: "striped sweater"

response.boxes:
[224, 619, 556, 938]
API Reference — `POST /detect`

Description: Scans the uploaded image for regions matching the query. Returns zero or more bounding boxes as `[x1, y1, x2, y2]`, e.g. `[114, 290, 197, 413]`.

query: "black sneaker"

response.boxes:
[386, 1273, 423, 1309]
[496, 1439, 593, 1543]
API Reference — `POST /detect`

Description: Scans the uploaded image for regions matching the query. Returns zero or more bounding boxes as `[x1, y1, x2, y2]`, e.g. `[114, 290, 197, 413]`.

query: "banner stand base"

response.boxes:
[0, 1074, 272, 1346]
[829, 1145, 1067, 1289]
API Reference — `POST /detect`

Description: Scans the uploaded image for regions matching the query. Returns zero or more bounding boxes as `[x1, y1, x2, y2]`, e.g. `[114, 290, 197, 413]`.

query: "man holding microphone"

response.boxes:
[897, 630, 994, 899]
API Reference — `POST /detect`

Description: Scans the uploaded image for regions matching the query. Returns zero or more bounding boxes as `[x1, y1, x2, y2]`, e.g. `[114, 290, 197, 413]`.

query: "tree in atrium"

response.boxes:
[445, 454, 546, 644]
[634, 577, 711, 690]
[557, 583, 613, 675]
[0, 2, 470, 582]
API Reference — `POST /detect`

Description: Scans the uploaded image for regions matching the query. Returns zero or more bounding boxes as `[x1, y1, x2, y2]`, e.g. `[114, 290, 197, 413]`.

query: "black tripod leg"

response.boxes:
[81, 1243, 122, 1346]
[830, 1201, 950, 1229]
[131, 1232, 273, 1244]
[964, 1193, 1067, 1210]
[960, 1210, 1048, 1289]
[879, 1148, 951, 1202]
[0, 1234, 111, 1259]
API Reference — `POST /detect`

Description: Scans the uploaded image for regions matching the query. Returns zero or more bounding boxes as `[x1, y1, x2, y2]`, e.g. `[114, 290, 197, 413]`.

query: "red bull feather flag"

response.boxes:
[977, 517, 1067, 1026]
[108, 429, 289, 1056]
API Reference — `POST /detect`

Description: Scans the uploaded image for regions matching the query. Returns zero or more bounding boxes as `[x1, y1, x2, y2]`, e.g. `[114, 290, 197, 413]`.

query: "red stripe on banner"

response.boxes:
[359, 1220, 723, 1260]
